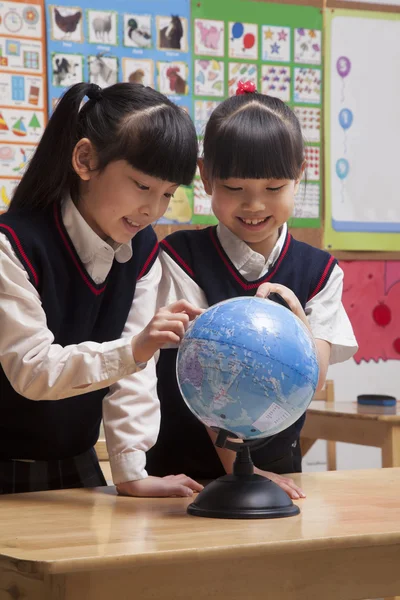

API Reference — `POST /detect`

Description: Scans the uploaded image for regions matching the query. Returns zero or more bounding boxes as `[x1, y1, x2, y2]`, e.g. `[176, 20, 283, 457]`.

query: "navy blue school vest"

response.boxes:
[0, 204, 158, 460]
[147, 226, 336, 479]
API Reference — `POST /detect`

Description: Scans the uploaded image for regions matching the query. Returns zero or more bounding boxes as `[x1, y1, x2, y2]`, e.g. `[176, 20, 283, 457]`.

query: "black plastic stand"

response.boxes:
[187, 430, 300, 519]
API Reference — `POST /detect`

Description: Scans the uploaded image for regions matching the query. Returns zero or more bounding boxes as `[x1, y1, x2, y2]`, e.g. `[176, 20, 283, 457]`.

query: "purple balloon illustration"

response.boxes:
[337, 56, 351, 78]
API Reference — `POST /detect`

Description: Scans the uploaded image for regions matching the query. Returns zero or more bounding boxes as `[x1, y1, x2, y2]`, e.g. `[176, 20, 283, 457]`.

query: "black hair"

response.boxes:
[10, 82, 198, 212]
[203, 93, 304, 181]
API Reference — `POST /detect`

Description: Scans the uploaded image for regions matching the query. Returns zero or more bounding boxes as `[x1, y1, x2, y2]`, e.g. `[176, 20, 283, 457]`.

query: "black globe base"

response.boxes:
[187, 473, 300, 519]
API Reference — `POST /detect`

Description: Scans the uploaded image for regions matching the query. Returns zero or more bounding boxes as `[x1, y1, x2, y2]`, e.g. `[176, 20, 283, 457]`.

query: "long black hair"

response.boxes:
[10, 82, 198, 212]
[203, 93, 304, 181]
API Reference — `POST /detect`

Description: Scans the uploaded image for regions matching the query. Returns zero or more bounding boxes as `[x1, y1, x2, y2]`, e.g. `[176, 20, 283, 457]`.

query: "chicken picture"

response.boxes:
[128, 69, 145, 85]
[166, 66, 188, 95]
[53, 7, 82, 38]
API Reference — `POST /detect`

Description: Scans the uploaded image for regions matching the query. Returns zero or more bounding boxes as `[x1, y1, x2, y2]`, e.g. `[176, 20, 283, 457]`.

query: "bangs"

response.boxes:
[115, 105, 198, 186]
[204, 102, 303, 181]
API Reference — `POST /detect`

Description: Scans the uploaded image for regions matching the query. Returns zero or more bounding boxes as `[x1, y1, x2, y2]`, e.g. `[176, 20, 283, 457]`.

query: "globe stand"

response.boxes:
[187, 430, 300, 519]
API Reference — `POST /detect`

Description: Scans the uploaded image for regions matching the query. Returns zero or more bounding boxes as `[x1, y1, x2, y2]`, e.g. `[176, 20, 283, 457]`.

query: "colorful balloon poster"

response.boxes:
[0, 0, 47, 212]
[325, 9, 400, 250]
[192, 0, 323, 227]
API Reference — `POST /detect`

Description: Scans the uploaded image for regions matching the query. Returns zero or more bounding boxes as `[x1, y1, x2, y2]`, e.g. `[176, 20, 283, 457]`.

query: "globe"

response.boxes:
[177, 296, 319, 441]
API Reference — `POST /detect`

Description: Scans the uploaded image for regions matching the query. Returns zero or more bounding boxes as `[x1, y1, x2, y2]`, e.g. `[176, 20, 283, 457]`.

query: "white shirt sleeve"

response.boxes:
[305, 264, 358, 364]
[103, 251, 209, 484]
[103, 259, 163, 484]
[0, 233, 141, 401]
[157, 250, 209, 309]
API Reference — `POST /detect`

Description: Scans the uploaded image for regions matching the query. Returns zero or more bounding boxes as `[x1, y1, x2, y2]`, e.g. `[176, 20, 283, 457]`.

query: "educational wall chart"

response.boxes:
[46, 0, 192, 113]
[324, 9, 400, 251]
[0, 0, 47, 212]
[191, 0, 323, 228]
[342, 260, 400, 362]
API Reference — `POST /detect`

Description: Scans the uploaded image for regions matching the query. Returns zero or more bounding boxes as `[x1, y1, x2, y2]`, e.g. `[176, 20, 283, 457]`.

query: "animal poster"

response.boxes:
[87, 10, 118, 46]
[45, 0, 192, 113]
[192, 0, 323, 228]
[156, 15, 188, 52]
[0, 0, 47, 213]
[123, 14, 152, 49]
[157, 61, 188, 95]
[121, 57, 153, 87]
[194, 18, 224, 57]
[49, 5, 83, 42]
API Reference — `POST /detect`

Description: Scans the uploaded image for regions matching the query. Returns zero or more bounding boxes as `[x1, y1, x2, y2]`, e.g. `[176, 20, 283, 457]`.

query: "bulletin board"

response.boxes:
[45, 0, 192, 111]
[0, 0, 47, 213]
[191, 0, 323, 228]
[324, 8, 400, 251]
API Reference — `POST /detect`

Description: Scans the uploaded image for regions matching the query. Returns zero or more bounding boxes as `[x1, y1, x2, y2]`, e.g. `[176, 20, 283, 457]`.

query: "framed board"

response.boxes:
[324, 8, 400, 251]
[0, 0, 47, 212]
[191, 0, 323, 228]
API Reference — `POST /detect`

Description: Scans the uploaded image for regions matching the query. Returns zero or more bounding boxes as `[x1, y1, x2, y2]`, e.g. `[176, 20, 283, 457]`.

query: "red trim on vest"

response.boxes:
[161, 239, 195, 277]
[308, 255, 335, 300]
[53, 204, 106, 296]
[0, 223, 39, 287]
[209, 227, 292, 291]
[137, 241, 159, 280]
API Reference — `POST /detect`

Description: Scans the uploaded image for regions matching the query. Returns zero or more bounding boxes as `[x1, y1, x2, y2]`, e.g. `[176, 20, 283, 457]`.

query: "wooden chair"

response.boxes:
[301, 380, 337, 471]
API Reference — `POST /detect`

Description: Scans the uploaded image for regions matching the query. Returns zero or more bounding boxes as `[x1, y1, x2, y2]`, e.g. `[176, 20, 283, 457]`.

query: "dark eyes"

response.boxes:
[135, 180, 174, 199]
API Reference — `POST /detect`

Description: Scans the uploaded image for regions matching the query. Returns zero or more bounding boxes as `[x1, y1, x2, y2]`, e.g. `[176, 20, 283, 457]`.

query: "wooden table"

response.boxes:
[1, 469, 400, 600]
[302, 401, 400, 468]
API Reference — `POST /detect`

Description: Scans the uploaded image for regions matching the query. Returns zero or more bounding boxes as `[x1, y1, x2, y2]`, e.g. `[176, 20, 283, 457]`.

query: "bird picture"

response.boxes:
[126, 18, 151, 48]
[53, 7, 82, 39]
[128, 69, 145, 85]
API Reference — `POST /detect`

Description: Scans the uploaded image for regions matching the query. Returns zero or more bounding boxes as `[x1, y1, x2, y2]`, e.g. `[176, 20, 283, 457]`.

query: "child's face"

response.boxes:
[75, 157, 177, 243]
[202, 173, 300, 256]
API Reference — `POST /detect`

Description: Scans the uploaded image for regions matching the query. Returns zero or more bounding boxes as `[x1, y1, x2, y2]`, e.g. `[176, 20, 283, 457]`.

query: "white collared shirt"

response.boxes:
[158, 224, 358, 364]
[0, 197, 161, 483]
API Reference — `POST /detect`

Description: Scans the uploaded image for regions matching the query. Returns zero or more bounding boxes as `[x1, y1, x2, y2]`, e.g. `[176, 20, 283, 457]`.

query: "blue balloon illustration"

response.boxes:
[232, 22, 244, 39]
[336, 158, 350, 180]
[339, 109, 353, 130]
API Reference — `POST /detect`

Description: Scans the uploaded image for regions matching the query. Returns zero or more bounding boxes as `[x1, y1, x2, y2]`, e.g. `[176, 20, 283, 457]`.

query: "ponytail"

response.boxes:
[10, 82, 197, 213]
[10, 83, 97, 212]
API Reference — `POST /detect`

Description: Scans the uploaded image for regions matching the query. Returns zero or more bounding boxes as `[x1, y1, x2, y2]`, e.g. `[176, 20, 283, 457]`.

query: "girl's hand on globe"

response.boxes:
[254, 469, 306, 499]
[255, 283, 311, 332]
[131, 300, 204, 363]
[116, 475, 204, 498]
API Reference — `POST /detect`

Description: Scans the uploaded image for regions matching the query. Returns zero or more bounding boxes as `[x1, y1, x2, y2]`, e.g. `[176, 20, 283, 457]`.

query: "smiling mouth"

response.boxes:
[237, 216, 270, 226]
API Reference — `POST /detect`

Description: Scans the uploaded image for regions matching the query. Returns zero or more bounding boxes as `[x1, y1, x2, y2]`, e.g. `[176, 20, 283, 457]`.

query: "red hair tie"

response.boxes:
[236, 80, 256, 95]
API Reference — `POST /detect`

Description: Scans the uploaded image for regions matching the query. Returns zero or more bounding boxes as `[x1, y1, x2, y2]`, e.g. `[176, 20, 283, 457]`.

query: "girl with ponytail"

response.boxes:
[0, 82, 202, 497]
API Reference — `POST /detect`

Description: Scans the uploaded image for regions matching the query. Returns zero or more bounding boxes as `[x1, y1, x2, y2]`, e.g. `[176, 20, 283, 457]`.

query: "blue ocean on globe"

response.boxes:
[177, 297, 319, 440]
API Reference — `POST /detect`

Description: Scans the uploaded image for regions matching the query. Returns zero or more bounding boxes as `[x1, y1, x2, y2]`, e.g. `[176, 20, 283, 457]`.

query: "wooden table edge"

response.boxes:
[2, 531, 400, 576]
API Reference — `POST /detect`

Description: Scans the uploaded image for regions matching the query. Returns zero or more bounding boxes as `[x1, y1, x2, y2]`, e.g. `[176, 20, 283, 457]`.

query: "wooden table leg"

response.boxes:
[382, 425, 400, 468]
